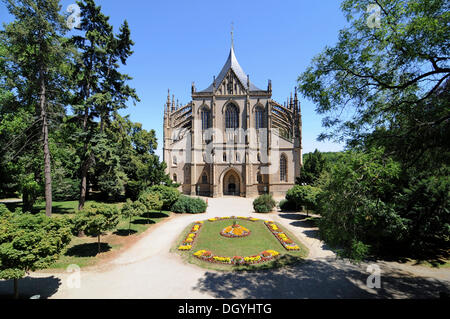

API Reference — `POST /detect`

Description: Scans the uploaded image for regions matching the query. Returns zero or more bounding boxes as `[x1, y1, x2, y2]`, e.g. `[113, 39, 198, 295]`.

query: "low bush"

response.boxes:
[278, 199, 297, 211]
[138, 191, 163, 212]
[285, 185, 321, 212]
[0, 204, 10, 216]
[146, 185, 180, 210]
[72, 203, 120, 253]
[171, 195, 207, 214]
[253, 194, 276, 213]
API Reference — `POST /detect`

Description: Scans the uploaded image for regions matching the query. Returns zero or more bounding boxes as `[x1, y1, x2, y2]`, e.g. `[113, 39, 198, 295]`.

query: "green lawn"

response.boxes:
[174, 218, 309, 271]
[5, 199, 123, 217]
[31, 199, 170, 236]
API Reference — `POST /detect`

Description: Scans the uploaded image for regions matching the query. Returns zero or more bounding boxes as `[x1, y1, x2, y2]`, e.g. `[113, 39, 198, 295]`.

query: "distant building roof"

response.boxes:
[199, 46, 263, 92]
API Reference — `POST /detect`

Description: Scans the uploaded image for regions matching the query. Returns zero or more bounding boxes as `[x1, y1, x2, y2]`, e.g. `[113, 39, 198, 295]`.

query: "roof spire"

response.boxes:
[166, 89, 170, 112]
[231, 22, 234, 49]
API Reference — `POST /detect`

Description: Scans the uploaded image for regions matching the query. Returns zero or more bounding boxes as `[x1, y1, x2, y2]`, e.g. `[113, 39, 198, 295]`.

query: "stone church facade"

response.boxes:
[163, 45, 302, 197]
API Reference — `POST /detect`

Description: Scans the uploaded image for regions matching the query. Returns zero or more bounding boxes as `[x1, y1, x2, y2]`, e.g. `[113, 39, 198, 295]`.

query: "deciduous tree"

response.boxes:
[0, 207, 72, 298]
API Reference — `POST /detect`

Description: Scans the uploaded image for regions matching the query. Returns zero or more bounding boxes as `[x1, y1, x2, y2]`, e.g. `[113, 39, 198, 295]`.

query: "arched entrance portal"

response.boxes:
[223, 169, 241, 196]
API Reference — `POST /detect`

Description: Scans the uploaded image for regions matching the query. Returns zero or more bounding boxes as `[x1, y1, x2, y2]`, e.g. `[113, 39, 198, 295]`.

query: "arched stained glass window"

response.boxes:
[255, 106, 264, 129]
[173, 174, 177, 182]
[201, 107, 211, 130]
[202, 173, 208, 184]
[225, 104, 239, 129]
[280, 154, 287, 182]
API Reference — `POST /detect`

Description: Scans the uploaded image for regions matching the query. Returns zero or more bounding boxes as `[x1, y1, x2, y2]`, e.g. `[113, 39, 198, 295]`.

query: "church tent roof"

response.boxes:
[199, 46, 263, 92]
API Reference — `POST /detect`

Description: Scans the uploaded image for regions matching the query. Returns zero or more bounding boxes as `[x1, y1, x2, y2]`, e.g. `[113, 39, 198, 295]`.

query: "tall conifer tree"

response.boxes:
[1, 0, 71, 216]
[72, 0, 138, 210]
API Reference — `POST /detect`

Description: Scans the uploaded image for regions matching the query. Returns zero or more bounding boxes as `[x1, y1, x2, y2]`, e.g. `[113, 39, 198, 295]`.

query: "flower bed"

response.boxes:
[193, 249, 280, 265]
[264, 220, 300, 251]
[178, 221, 203, 251]
[208, 216, 259, 222]
[177, 217, 301, 267]
[220, 222, 251, 238]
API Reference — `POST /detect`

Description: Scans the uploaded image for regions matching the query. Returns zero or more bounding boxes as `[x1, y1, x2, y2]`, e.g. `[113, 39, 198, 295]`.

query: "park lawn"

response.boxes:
[33, 199, 125, 216]
[33, 199, 170, 236]
[174, 218, 308, 271]
[48, 236, 123, 269]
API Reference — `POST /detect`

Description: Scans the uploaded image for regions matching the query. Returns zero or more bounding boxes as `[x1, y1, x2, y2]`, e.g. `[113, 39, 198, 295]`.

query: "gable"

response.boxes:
[216, 69, 247, 95]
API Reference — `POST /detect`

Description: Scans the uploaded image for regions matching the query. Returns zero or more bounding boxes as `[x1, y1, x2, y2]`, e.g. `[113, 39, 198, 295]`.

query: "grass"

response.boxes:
[4, 199, 123, 217]
[174, 218, 309, 271]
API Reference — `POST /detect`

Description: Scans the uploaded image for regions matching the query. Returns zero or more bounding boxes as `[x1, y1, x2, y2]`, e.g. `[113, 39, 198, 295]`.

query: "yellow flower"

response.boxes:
[265, 250, 279, 256]
[194, 250, 206, 257]
[178, 245, 192, 250]
[244, 256, 261, 263]
[278, 233, 288, 240]
[213, 256, 231, 263]
[185, 238, 193, 243]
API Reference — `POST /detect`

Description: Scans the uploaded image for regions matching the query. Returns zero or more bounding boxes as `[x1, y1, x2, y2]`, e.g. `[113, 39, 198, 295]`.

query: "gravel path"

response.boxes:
[1, 197, 449, 299]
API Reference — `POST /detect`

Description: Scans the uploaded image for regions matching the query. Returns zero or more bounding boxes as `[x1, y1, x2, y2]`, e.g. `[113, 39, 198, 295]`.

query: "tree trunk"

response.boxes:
[78, 155, 89, 211]
[39, 69, 52, 217]
[129, 216, 131, 235]
[97, 234, 101, 254]
[78, 105, 91, 211]
[14, 278, 19, 299]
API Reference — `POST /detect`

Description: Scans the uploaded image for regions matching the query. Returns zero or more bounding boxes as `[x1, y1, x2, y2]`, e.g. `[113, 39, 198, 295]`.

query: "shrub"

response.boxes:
[0, 212, 72, 298]
[317, 149, 403, 260]
[285, 185, 321, 213]
[20, 173, 41, 212]
[52, 174, 80, 201]
[253, 194, 276, 213]
[146, 185, 180, 210]
[278, 199, 296, 211]
[0, 204, 10, 216]
[125, 180, 143, 201]
[336, 240, 371, 262]
[171, 195, 207, 214]
[121, 199, 146, 234]
[138, 191, 163, 212]
[73, 203, 120, 253]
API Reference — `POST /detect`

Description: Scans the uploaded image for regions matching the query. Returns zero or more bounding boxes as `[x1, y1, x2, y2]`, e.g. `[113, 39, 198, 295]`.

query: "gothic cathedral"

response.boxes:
[163, 45, 302, 197]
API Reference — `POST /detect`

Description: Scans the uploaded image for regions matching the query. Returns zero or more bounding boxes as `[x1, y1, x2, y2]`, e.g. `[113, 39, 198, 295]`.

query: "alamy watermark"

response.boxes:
[170, 126, 282, 175]
[66, 4, 81, 30]
[366, 4, 382, 29]
[366, 264, 381, 289]
[66, 264, 81, 289]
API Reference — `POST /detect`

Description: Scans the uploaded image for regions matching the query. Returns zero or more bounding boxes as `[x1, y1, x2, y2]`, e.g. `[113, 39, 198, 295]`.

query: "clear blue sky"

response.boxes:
[1, 0, 348, 157]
